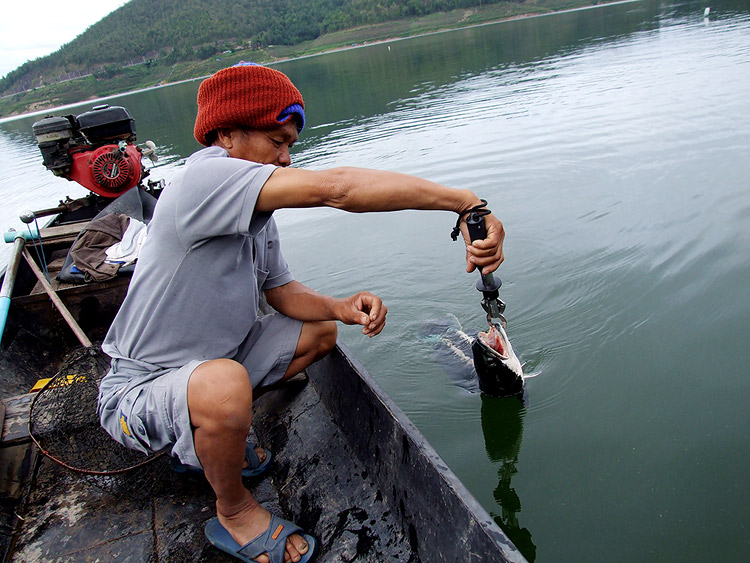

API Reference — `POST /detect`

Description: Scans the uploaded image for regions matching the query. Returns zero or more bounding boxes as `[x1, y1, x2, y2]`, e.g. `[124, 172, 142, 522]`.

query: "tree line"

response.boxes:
[1, 0, 517, 96]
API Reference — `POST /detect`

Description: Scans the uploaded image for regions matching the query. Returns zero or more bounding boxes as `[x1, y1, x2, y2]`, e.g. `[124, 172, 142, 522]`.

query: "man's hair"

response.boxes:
[194, 63, 305, 147]
[204, 129, 219, 146]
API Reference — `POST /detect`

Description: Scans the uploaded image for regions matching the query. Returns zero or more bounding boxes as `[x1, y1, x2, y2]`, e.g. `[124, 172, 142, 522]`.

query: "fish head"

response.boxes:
[472, 323, 524, 398]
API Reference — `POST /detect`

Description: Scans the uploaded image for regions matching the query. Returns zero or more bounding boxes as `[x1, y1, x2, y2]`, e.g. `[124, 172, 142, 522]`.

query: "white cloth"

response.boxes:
[105, 218, 148, 265]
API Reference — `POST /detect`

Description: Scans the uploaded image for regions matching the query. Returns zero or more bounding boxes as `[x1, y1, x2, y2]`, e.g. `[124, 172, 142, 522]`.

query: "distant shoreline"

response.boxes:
[0, 0, 637, 122]
[287, 0, 638, 60]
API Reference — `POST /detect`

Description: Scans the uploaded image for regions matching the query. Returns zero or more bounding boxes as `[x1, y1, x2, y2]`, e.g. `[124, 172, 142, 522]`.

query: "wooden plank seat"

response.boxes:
[37, 222, 88, 246]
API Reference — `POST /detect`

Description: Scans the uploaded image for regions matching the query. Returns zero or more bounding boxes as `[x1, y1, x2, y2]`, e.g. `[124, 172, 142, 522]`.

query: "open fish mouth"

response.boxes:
[472, 323, 524, 398]
[477, 323, 513, 360]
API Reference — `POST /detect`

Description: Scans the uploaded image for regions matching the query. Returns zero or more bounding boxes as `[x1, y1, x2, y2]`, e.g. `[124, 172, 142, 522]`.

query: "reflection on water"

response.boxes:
[481, 395, 536, 562]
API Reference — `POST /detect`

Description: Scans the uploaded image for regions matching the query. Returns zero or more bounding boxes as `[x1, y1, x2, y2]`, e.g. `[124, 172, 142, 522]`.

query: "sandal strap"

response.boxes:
[237, 514, 302, 562]
[245, 442, 261, 469]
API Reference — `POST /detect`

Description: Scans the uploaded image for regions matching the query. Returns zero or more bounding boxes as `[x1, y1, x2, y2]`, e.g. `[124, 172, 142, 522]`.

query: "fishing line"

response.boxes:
[22, 212, 50, 283]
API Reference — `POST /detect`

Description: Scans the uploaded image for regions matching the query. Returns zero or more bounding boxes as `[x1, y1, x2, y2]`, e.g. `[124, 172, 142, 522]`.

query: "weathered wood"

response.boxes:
[28, 257, 78, 295]
[305, 343, 526, 563]
[0, 401, 5, 444]
[10, 275, 130, 345]
[36, 222, 87, 245]
[21, 248, 92, 348]
[0, 394, 33, 447]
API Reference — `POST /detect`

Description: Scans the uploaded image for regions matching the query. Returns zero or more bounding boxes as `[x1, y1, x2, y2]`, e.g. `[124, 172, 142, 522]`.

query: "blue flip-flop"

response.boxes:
[205, 514, 319, 563]
[170, 442, 272, 478]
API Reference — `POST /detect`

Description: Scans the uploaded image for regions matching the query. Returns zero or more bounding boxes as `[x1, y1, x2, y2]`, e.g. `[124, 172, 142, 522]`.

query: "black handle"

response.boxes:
[466, 212, 487, 243]
[465, 212, 502, 294]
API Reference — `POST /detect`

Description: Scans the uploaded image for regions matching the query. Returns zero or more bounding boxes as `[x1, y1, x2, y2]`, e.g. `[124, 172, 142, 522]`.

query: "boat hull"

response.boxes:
[0, 192, 525, 561]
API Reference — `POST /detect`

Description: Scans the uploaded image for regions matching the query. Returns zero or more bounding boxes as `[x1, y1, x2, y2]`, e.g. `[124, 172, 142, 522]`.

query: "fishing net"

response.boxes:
[28, 345, 164, 494]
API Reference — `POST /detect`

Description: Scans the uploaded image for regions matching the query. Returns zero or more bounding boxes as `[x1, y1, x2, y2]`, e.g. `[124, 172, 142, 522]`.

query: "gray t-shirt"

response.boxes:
[102, 146, 294, 369]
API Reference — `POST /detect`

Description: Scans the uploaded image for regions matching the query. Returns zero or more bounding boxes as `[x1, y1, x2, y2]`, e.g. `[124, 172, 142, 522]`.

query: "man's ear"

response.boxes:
[214, 128, 235, 149]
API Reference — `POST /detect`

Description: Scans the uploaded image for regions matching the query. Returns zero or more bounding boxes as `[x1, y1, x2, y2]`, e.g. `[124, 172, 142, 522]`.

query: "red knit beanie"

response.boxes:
[194, 63, 305, 146]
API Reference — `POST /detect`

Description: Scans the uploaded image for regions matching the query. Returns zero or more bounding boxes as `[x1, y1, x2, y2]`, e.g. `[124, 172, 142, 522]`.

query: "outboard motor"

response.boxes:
[32, 105, 150, 198]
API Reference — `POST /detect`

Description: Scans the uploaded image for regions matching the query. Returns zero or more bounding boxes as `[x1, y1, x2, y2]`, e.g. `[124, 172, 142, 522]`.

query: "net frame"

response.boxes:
[28, 345, 164, 476]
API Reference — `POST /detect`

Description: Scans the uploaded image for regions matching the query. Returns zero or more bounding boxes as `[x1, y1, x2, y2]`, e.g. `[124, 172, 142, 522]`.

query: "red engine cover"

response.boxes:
[68, 144, 143, 197]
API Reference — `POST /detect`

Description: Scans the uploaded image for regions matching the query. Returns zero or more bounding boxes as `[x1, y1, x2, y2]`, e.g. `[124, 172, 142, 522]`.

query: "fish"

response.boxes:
[418, 314, 525, 397]
[471, 322, 524, 398]
[417, 314, 480, 393]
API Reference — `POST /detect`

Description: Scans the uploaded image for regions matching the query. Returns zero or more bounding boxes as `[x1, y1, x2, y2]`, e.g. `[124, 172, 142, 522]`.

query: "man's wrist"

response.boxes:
[450, 198, 489, 241]
[455, 190, 486, 214]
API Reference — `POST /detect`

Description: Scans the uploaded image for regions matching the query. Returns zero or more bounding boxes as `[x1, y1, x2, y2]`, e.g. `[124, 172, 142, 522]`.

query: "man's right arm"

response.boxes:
[256, 166, 506, 275]
[258, 166, 477, 214]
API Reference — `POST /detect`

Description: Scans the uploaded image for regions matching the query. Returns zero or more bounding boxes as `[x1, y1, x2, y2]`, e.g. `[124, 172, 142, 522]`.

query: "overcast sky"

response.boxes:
[0, 0, 131, 79]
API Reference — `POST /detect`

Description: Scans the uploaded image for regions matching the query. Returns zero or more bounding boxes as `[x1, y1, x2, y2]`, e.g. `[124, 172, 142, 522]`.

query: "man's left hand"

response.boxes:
[334, 291, 388, 337]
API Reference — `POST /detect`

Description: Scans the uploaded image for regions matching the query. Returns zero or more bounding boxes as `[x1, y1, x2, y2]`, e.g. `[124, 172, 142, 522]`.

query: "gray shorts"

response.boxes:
[97, 313, 302, 469]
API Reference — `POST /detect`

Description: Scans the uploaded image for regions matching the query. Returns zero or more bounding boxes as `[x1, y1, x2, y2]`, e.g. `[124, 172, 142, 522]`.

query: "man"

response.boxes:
[98, 62, 505, 563]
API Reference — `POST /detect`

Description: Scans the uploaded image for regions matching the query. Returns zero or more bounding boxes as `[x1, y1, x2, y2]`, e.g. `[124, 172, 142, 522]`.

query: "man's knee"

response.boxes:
[308, 320, 337, 358]
[188, 359, 253, 429]
[320, 320, 337, 354]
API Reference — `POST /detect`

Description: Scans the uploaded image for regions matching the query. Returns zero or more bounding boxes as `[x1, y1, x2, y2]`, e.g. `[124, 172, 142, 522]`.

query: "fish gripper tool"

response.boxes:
[466, 210, 506, 327]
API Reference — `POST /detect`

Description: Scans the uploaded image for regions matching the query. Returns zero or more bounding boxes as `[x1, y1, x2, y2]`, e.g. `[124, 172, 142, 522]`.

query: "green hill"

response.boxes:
[0, 0, 608, 117]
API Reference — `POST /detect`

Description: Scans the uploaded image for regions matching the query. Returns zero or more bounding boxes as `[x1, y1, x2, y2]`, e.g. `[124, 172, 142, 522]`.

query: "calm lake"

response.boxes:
[1, 0, 749, 559]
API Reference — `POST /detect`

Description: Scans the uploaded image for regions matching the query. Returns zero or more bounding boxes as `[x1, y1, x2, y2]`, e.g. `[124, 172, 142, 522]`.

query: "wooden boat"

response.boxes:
[0, 106, 526, 562]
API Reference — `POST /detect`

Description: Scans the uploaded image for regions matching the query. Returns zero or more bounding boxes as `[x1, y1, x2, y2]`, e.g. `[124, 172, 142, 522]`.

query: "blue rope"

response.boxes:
[26, 217, 50, 283]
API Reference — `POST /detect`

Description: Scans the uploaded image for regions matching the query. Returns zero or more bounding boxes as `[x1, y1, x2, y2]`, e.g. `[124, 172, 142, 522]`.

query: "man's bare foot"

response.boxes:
[245, 446, 267, 468]
[218, 498, 310, 563]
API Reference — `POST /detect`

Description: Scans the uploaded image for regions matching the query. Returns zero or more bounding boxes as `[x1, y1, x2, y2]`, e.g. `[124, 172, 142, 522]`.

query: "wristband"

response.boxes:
[450, 199, 490, 241]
